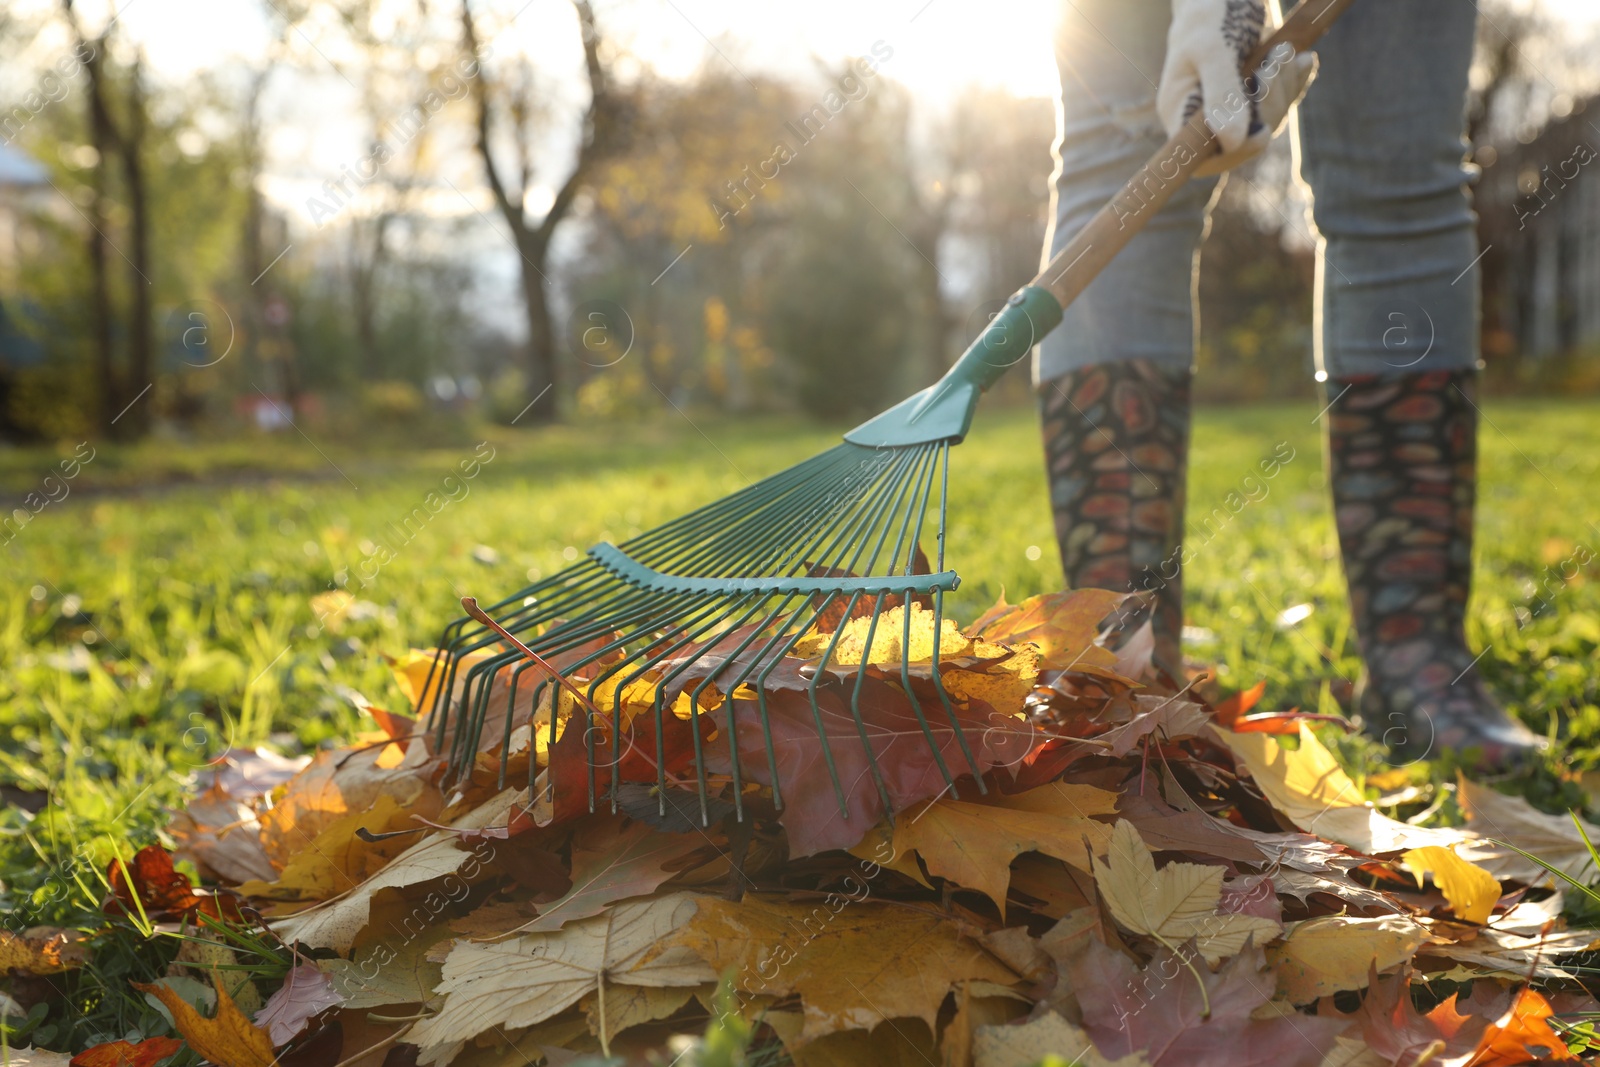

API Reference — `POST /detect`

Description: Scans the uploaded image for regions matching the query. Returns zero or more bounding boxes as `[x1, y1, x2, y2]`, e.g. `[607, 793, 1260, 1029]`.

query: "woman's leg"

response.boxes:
[1296, 0, 1541, 764]
[1037, 0, 1216, 672]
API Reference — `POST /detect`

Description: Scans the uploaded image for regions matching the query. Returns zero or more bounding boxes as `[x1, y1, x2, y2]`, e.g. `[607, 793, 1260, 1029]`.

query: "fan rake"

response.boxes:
[412, 0, 1355, 828]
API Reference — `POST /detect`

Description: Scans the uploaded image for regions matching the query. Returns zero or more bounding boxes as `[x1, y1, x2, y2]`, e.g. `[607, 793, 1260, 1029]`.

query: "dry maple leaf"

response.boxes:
[0, 927, 88, 975]
[891, 784, 1118, 915]
[703, 681, 1029, 857]
[967, 588, 1128, 674]
[68, 1038, 182, 1067]
[236, 793, 418, 903]
[1215, 725, 1465, 855]
[1091, 820, 1279, 965]
[170, 782, 278, 886]
[679, 894, 1017, 1044]
[1454, 774, 1600, 887]
[508, 814, 703, 935]
[254, 963, 343, 1045]
[135, 969, 277, 1067]
[105, 846, 208, 919]
[405, 892, 713, 1052]
[972, 1010, 1148, 1067]
[1266, 915, 1432, 1002]
[1068, 939, 1346, 1066]
[1401, 845, 1501, 925]
[1469, 987, 1577, 1066]
[1317, 967, 1489, 1067]
[270, 787, 521, 953]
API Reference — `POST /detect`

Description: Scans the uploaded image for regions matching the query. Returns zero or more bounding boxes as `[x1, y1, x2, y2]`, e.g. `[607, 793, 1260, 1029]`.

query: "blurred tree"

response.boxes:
[60, 0, 153, 439]
[460, 0, 628, 424]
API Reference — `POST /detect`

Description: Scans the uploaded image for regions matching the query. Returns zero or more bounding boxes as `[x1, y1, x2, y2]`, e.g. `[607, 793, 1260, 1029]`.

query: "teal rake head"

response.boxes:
[413, 288, 1062, 824]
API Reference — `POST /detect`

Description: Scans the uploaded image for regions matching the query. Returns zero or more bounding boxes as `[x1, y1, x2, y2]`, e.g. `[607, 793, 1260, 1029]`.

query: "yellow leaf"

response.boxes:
[941, 646, 1040, 715]
[237, 794, 415, 902]
[270, 787, 522, 953]
[0, 927, 87, 975]
[1401, 846, 1501, 924]
[134, 970, 278, 1067]
[893, 798, 1113, 915]
[1266, 915, 1431, 1002]
[406, 893, 713, 1053]
[966, 588, 1127, 673]
[1091, 820, 1279, 965]
[679, 894, 1018, 1044]
[791, 603, 970, 667]
[1214, 725, 1465, 854]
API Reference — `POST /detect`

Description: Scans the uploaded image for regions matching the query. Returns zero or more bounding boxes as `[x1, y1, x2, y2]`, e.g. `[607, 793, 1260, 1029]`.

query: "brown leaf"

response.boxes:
[135, 970, 278, 1067]
[514, 815, 702, 934]
[1070, 939, 1346, 1066]
[171, 783, 278, 886]
[69, 1038, 183, 1067]
[1318, 968, 1489, 1066]
[680, 894, 1017, 1044]
[893, 795, 1113, 914]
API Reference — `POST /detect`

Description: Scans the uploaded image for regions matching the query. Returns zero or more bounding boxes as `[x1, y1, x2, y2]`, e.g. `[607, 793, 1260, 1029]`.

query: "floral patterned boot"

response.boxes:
[1039, 360, 1192, 677]
[1325, 370, 1544, 768]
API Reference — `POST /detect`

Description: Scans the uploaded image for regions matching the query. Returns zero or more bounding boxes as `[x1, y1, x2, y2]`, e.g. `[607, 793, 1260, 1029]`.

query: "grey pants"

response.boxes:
[1034, 0, 1482, 383]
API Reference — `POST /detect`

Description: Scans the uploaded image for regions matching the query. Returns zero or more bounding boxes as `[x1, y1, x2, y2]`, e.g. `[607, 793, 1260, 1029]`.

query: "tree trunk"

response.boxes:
[117, 53, 153, 440]
[518, 233, 558, 423]
[82, 38, 120, 435]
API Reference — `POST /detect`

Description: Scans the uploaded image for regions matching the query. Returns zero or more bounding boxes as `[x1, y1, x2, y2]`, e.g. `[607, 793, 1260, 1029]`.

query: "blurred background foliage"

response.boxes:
[0, 0, 1596, 444]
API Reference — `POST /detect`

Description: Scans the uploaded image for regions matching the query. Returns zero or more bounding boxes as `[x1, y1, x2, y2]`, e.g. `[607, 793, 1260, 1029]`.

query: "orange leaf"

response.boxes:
[106, 846, 205, 918]
[967, 588, 1126, 672]
[134, 971, 279, 1067]
[1470, 989, 1576, 1066]
[1212, 681, 1266, 729]
[70, 1038, 183, 1067]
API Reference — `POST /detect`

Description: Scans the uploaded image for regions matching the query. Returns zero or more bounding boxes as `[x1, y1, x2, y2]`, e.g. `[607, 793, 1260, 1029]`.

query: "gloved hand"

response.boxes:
[1157, 0, 1319, 177]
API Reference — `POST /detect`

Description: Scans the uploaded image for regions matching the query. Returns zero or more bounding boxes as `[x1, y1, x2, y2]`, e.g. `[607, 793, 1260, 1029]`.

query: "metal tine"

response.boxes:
[472, 443, 898, 793]
[427, 444, 862, 729]
[839, 445, 943, 824]
[802, 445, 933, 819]
[923, 443, 988, 791]
[681, 447, 909, 816]
[647, 447, 917, 822]
[887, 445, 964, 796]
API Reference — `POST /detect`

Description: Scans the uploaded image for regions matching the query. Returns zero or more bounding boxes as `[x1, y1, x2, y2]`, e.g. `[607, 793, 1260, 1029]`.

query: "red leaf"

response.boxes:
[1070, 938, 1346, 1066]
[71, 1038, 183, 1067]
[105, 846, 205, 918]
[705, 678, 1035, 856]
[366, 705, 415, 741]
[1319, 968, 1489, 1065]
[806, 545, 933, 635]
[1210, 682, 1348, 735]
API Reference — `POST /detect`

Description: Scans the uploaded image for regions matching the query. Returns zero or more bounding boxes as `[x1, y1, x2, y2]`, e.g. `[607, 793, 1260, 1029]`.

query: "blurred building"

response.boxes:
[1479, 100, 1600, 360]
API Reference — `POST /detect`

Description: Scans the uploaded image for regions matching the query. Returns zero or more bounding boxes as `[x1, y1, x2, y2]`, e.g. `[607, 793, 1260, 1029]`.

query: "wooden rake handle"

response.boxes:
[1030, 0, 1357, 310]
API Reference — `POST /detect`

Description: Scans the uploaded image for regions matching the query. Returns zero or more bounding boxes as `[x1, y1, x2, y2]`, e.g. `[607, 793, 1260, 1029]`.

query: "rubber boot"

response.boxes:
[1039, 360, 1191, 677]
[1324, 370, 1544, 768]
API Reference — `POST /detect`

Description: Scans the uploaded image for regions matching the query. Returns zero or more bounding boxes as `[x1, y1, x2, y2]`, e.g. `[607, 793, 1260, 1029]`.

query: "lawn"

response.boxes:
[3, 396, 1599, 1041]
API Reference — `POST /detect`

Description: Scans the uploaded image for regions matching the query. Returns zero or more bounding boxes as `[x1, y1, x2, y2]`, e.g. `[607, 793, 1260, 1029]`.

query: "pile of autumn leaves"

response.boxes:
[31, 588, 1600, 1067]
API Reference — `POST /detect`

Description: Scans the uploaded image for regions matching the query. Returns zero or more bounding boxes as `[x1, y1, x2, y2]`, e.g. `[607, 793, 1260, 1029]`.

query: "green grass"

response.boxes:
[3, 397, 1599, 1046]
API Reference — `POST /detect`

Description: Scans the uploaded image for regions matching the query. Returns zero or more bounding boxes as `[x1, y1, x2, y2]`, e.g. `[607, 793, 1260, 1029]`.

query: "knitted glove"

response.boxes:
[1157, 0, 1318, 177]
